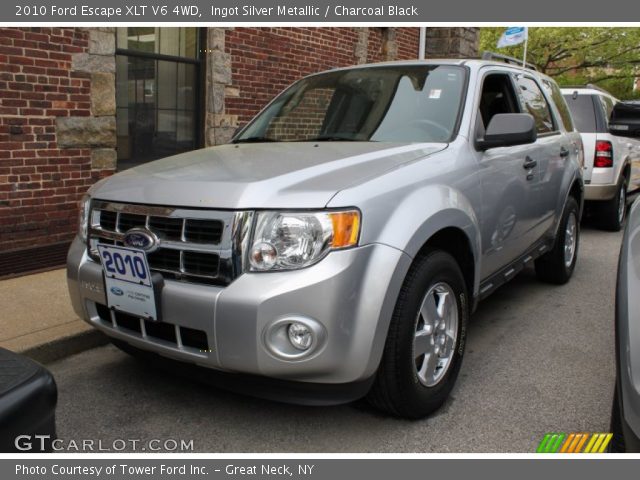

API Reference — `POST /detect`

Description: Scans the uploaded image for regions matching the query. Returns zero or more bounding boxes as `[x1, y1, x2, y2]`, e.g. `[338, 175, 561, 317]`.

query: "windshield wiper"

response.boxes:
[233, 136, 277, 143]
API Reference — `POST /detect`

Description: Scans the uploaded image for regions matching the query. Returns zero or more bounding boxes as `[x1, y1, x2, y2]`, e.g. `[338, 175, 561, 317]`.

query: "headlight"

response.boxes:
[249, 210, 360, 271]
[78, 194, 91, 242]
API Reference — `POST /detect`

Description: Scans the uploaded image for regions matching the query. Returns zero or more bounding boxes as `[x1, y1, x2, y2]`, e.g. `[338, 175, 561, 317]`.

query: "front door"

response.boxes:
[475, 70, 544, 279]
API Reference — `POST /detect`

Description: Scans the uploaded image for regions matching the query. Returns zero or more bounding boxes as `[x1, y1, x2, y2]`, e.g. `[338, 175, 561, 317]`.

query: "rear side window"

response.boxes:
[542, 79, 574, 131]
[515, 75, 556, 134]
[599, 95, 616, 125]
[562, 94, 597, 133]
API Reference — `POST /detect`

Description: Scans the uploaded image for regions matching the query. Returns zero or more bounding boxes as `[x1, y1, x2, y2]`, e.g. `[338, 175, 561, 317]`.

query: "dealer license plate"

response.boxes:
[97, 244, 157, 321]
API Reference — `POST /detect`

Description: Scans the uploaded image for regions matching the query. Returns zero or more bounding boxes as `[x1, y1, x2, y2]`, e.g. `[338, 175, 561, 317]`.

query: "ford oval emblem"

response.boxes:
[110, 287, 124, 296]
[123, 228, 159, 253]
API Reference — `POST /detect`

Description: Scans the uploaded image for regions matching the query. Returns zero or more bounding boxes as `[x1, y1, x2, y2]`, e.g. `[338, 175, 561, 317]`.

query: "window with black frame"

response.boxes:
[115, 27, 201, 170]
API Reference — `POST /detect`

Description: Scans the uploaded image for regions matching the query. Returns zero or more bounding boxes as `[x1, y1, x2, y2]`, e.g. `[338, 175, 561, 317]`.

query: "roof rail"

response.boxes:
[562, 83, 611, 95]
[481, 51, 537, 71]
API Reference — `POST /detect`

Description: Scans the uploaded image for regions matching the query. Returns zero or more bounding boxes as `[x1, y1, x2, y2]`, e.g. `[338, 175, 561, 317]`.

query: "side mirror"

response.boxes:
[609, 102, 640, 138]
[476, 113, 537, 151]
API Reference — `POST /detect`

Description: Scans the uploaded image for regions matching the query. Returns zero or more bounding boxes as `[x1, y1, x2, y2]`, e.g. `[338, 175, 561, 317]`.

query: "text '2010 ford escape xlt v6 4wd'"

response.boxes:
[67, 57, 584, 418]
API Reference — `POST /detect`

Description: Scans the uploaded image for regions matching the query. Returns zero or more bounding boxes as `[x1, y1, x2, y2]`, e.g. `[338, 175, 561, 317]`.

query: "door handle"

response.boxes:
[523, 157, 537, 169]
[560, 147, 570, 158]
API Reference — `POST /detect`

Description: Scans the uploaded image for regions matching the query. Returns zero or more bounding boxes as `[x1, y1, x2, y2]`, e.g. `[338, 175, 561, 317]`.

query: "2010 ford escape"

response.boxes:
[67, 58, 584, 418]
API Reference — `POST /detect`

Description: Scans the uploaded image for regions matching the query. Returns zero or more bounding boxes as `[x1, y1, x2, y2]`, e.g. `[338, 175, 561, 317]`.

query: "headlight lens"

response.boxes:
[249, 210, 360, 271]
[78, 194, 91, 242]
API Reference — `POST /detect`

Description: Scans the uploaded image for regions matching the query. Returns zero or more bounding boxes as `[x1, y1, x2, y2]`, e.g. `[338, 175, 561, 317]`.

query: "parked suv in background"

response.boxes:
[68, 57, 584, 418]
[562, 86, 640, 230]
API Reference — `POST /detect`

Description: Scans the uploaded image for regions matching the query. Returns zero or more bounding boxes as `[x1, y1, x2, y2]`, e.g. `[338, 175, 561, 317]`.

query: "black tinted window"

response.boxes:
[515, 76, 555, 134]
[563, 94, 597, 133]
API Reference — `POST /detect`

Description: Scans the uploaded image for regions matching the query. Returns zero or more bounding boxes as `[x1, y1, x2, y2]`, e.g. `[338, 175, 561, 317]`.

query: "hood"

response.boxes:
[89, 142, 447, 209]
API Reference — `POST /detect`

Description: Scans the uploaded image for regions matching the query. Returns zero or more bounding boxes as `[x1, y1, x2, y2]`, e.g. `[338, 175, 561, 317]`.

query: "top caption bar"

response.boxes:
[1, 0, 635, 22]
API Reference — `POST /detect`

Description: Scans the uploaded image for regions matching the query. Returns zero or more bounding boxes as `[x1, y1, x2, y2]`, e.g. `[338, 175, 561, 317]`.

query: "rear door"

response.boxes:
[513, 74, 568, 239]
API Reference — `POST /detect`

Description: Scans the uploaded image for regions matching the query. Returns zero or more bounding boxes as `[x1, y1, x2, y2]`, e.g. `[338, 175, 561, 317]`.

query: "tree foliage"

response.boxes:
[479, 27, 640, 98]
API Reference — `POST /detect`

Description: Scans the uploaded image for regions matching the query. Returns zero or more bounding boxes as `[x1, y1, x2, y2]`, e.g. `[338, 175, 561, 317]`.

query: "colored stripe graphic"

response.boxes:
[537, 433, 612, 453]
[537, 433, 566, 453]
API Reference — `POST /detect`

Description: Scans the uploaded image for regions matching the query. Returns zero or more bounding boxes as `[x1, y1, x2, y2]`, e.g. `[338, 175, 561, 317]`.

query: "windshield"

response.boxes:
[235, 65, 466, 143]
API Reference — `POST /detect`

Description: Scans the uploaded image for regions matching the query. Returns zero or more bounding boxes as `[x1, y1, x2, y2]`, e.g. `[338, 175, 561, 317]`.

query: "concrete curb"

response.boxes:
[22, 329, 109, 365]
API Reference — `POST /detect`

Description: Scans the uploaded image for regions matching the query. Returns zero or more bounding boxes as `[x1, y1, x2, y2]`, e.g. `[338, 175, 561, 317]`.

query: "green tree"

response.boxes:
[479, 27, 640, 98]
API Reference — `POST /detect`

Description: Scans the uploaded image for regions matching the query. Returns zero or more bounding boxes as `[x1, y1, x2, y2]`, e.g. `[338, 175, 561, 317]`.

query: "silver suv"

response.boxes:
[67, 58, 584, 418]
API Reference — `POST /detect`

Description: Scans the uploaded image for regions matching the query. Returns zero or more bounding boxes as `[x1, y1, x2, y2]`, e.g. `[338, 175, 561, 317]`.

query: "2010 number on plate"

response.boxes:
[102, 250, 147, 280]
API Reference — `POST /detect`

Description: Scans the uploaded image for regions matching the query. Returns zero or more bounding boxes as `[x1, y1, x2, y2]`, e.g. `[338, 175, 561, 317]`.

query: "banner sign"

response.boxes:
[1, 0, 636, 22]
[3, 458, 640, 480]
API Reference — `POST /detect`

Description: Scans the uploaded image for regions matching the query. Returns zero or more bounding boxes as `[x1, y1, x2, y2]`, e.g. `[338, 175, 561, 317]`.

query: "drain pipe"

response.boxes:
[419, 27, 426, 60]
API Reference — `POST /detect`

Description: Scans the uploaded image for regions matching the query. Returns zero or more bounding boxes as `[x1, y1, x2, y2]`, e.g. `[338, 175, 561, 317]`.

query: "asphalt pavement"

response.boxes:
[49, 224, 622, 453]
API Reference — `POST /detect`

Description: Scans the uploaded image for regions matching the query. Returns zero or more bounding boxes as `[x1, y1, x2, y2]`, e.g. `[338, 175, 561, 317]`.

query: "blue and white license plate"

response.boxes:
[97, 244, 157, 321]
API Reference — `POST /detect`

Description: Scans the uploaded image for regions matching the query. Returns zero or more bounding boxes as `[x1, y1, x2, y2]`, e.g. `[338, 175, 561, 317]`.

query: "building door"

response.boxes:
[115, 28, 202, 170]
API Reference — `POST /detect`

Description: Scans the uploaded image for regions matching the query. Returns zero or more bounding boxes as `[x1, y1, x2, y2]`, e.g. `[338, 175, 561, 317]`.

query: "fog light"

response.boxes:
[288, 322, 313, 350]
[263, 316, 326, 360]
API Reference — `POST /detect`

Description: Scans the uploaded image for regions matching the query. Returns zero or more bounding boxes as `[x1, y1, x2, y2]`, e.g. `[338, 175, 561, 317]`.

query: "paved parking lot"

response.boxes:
[49, 225, 621, 453]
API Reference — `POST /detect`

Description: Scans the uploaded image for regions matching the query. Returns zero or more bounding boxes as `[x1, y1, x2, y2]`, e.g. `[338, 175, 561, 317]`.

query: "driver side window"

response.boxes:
[476, 73, 521, 138]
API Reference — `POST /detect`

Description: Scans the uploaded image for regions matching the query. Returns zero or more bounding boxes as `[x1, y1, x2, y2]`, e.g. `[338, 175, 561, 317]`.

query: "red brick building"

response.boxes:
[0, 27, 479, 276]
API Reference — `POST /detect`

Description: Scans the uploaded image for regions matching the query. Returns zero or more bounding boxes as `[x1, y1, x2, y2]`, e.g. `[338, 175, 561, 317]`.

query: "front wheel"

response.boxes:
[535, 196, 580, 285]
[367, 250, 469, 419]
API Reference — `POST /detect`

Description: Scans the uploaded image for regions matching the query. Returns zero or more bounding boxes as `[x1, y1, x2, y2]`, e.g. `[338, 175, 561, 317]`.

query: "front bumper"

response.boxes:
[67, 236, 410, 387]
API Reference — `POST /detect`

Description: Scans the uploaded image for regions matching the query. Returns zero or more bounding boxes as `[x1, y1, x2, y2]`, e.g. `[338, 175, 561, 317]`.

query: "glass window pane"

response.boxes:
[182, 28, 198, 58]
[515, 76, 555, 134]
[177, 63, 196, 111]
[542, 79, 574, 132]
[563, 94, 597, 133]
[177, 111, 195, 145]
[157, 60, 177, 110]
[158, 28, 180, 57]
[121, 27, 155, 53]
[600, 95, 615, 124]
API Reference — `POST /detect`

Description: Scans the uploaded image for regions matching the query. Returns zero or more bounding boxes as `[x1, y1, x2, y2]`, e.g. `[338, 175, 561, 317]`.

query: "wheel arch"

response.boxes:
[413, 226, 476, 310]
[569, 177, 584, 219]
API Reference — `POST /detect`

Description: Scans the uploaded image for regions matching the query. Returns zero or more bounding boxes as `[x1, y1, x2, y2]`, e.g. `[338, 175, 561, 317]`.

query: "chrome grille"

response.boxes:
[87, 201, 253, 286]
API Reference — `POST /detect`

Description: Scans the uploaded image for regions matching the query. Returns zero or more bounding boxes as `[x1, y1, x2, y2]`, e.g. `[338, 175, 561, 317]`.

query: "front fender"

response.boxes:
[350, 183, 481, 297]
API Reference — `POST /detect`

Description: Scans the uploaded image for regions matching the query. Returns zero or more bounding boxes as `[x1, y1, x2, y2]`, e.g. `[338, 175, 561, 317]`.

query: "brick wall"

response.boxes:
[223, 27, 421, 129]
[425, 27, 479, 59]
[0, 27, 116, 269]
[0, 28, 88, 253]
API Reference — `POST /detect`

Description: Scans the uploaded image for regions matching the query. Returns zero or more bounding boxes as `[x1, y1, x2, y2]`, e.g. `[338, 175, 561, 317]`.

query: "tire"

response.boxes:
[367, 250, 469, 419]
[597, 177, 628, 232]
[535, 196, 580, 285]
[610, 386, 626, 452]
